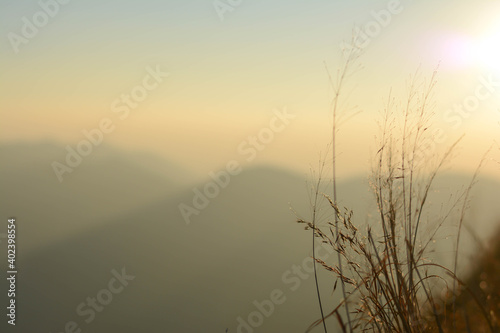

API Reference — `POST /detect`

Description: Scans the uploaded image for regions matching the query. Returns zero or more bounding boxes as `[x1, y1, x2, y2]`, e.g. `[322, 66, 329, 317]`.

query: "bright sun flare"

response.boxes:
[440, 20, 500, 79]
[475, 23, 500, 75]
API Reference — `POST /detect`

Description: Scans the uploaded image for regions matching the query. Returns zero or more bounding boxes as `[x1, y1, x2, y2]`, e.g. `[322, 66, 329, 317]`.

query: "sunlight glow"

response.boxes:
[442, 35, 475, 69]
[475, 22, 500, 76]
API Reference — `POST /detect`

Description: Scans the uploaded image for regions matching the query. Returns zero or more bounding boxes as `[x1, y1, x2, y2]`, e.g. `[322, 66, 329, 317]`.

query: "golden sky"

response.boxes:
[1, 0, 499, 180]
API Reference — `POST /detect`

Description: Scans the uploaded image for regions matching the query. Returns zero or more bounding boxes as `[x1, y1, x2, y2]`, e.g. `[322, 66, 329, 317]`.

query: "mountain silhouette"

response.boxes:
[1, 150, 499, 332]
[0, 141, 189, 252]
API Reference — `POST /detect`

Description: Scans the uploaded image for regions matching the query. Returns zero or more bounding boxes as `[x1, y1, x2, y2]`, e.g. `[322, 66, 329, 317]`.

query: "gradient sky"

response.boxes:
[1, 0, 499, 180]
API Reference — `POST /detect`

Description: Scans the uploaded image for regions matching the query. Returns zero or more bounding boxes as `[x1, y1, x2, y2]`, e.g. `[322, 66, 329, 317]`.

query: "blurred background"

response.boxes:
[1, 0, 499, 332]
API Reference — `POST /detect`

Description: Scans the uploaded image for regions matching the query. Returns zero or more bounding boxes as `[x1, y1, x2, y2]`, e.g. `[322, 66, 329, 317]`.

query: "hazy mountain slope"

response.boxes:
[1, 167, 372, 332]
[0, 141, 189, 252]
[1, 165, 499, 332]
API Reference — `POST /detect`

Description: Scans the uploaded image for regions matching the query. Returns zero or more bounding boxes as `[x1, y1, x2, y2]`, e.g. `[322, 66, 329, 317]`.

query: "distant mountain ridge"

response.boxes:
[1, 161, 499, 332]
[0, 141, 191, 252]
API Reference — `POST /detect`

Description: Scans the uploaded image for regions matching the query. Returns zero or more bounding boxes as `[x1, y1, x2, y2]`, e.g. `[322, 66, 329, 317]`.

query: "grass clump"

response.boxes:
[297, 45, 497, 332]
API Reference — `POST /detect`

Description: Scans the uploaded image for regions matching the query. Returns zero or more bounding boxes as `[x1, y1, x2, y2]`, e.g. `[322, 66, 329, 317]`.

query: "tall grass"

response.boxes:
[298, 46, 497, 332]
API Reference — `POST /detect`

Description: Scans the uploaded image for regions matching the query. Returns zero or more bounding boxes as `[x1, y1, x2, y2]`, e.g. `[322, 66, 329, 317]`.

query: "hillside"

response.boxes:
[1, 162, 499, 332]
[0, 141, 189, 252]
